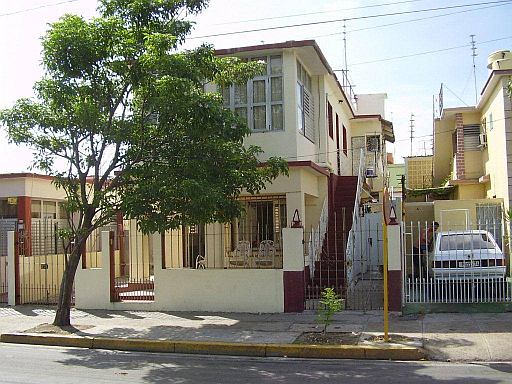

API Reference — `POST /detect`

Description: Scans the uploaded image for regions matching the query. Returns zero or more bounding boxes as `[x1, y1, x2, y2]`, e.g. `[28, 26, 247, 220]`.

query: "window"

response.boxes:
[0, 199, 17, 219]
[296, 61, 314, 142]
[237, 196, 287, 247]
[366, 135, 380, 152]
[327, 102, 333, 139]
[489, 112, 494, 131]
[440, 233, 496, 251]
[222, 55, 283, 132]
[43, 201, 56, 219]
[463, 124, 480, 151]
[31, 200, 41, 219]
[342, 124, 347, 155]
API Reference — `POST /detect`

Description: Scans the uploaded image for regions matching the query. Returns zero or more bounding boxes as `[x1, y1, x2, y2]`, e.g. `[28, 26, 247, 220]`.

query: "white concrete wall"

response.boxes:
[154, 269, 284, 313]
[75, 232, 285, 313]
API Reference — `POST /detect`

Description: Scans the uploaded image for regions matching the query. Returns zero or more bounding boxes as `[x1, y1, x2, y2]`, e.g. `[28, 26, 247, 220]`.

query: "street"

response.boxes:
[0, 344, 511, 383]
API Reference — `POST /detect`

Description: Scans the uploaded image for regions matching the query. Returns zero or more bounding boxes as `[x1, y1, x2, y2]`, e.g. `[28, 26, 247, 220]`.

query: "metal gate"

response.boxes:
[346, 212, 384, 310]
[112, 221, 154, 301]
[16, 220, 71, 305]
[0, 220, 16, 304]
[402, 221, 512, 305]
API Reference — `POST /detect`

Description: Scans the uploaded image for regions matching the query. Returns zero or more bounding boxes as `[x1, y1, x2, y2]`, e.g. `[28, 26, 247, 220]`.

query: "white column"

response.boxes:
[74, 231, 111, 309]
[282, 227, 304, 272]
[286, 191, 305, 229]
[7, 231, 15, 306]
[387, 225, 402, 271]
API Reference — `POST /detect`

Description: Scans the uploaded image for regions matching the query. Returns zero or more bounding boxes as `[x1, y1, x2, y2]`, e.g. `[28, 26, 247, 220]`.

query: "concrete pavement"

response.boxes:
[0, 305, 511, 361]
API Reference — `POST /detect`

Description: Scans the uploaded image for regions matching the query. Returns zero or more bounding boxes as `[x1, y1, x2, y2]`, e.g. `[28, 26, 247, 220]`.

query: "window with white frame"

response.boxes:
[296, 60, 314, 142]
[222, 55, 283, 131]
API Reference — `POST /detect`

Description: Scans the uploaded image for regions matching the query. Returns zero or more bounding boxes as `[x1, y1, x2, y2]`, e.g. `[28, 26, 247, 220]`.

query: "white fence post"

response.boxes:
[387, 224, 402, 311]
[7, 231, 15, 306]
[74, 231, 111, 309]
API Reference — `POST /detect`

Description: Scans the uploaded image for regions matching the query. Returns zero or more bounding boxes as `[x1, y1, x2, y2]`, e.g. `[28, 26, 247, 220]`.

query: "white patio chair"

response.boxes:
[195, 255, 206, 269]
[227, 240, 251, 268]
[255, 240, 276, 268]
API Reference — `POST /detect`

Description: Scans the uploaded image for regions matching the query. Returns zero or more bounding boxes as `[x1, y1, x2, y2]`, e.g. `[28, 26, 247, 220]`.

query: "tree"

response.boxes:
[0, 0, 287, 326]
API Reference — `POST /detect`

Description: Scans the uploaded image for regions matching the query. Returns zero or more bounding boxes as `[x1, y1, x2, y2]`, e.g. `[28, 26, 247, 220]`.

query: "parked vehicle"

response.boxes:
[431, 230, 506, 280]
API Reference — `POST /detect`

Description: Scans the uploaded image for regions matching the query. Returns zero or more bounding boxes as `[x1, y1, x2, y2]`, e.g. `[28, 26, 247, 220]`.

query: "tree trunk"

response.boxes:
[53, 241, 83, 326]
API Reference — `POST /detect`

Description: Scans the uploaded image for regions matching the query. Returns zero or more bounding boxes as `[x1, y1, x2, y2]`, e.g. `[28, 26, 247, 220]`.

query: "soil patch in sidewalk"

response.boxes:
[293, 331, 360, 345]
[23, 323, 93, 335]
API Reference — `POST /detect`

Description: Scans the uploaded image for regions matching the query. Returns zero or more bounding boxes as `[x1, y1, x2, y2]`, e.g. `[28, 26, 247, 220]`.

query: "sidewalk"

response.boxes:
[0, 305, 511, 361]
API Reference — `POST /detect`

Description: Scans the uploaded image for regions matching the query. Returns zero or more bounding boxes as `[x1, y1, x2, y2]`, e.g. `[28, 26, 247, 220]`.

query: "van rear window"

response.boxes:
[439, 233, 495, 251]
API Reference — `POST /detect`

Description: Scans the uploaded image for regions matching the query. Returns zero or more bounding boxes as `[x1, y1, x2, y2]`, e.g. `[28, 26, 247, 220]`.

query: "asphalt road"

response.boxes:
[0, 343, 511, 384]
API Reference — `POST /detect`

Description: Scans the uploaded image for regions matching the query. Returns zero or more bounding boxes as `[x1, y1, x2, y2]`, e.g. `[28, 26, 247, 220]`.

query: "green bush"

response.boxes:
[317, 287, 343, 334]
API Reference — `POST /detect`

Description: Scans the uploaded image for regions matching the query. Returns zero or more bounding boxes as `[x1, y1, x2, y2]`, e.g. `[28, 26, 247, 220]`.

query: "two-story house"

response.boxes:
[432, 49, 511, 239]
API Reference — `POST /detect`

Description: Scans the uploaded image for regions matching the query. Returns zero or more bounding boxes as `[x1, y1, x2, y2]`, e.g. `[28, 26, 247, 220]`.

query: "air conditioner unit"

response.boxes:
[365, 167, 377, 178]
[479, 132, 488, 148]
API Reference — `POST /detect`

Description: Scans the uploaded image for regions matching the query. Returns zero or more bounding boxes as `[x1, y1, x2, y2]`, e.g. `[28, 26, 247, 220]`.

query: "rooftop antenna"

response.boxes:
[409, 113, 415, 157]
[343, 19, 348, 73]
[470, 34, 478, 105]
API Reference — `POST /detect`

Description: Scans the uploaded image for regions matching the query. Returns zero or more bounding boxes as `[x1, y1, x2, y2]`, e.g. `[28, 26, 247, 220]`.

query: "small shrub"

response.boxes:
[317, 287, 343, 334]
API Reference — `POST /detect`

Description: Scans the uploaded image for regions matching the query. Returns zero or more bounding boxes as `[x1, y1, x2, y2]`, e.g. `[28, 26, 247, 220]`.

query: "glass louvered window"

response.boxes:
[222, 55, 283, 132]
[463, 124, 481, 151]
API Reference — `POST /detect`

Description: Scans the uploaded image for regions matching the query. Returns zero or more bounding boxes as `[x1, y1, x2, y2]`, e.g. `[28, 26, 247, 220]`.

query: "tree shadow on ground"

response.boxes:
[56, 347, 511, 384]
[79, 324, 297, 344]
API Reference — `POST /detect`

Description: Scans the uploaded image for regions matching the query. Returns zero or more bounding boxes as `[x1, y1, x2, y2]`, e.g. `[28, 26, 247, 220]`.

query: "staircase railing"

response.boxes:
[307, 197, 328, 278]
[346, 149, 365, 285]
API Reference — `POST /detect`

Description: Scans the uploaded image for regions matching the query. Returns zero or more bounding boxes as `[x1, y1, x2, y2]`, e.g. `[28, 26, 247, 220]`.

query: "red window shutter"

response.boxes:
[327, 102, 333, 139]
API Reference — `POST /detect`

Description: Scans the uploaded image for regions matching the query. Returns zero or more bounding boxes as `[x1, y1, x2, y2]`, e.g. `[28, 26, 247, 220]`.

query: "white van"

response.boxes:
[431, 230, 506, 280]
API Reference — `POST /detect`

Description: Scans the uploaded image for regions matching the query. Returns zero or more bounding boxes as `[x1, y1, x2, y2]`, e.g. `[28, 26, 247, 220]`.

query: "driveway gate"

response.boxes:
[402, 221, 512, 306]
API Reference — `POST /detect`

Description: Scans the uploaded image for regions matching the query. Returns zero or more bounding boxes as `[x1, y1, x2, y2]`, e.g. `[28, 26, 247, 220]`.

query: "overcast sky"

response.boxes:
[1, 0, 511, 172]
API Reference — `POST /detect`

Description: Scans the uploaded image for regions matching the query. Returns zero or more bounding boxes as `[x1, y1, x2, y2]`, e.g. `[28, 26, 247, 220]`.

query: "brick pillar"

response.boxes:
[455, 113, 465, 180]
[16, 196, 31, 256]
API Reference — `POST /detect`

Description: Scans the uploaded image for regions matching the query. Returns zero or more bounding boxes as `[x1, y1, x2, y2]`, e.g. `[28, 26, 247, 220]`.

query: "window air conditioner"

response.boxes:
[479, 132, 487, 148]
[365, 167, 377, 178]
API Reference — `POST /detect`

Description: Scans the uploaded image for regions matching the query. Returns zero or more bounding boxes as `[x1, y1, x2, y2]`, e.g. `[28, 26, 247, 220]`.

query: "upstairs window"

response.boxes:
[463, 124, 480, 151]
[342, 124, 348, 155]
[366, 135, 381, 152]
[297, 61, 314, 142]
[222, 55, 283, 132]
[327, 102, 333, 139]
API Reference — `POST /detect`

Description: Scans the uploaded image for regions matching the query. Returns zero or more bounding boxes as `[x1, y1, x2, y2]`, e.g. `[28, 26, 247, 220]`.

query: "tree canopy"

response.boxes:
[0, 0, 287, 325]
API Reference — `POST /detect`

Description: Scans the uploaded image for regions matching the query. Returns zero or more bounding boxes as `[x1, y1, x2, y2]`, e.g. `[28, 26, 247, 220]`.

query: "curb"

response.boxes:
[0, 333, 427, 361]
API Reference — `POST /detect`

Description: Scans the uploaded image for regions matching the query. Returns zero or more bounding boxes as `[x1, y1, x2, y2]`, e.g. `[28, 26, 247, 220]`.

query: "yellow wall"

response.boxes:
[481, 81, 509, 210]
[433, 198, 503, 232]
[404, 202, 434, 223]
[455, 183, 486, 200]
[433, 118, 453, 185]
[464, 151, 484, 179]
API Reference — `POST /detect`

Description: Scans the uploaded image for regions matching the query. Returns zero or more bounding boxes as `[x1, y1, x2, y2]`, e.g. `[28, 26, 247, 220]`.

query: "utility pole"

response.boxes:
[470, 34, 478, 105]
[409, 113, 415, 157]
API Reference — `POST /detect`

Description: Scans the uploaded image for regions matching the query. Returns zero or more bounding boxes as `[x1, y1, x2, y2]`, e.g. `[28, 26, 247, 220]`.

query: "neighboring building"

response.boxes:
[431, 49, 512, 234]
[388, 163, 405, 199]
[434, 50, 512, 205]
[0, 173, 68, 255]
[405, 155, 433, 190]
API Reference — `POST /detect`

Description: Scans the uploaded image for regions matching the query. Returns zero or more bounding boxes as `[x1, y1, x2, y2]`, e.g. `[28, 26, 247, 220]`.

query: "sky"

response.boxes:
[0, 0, 511, 173]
